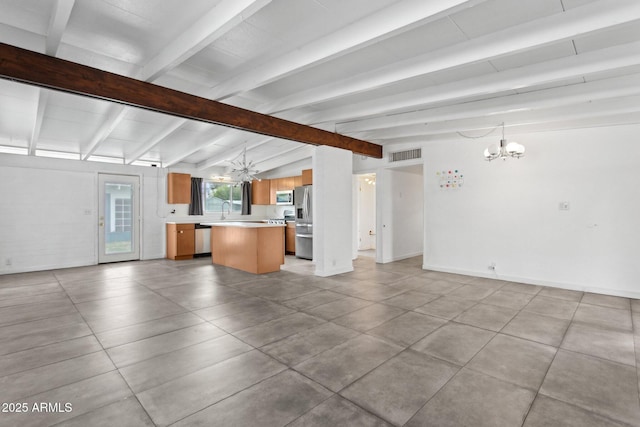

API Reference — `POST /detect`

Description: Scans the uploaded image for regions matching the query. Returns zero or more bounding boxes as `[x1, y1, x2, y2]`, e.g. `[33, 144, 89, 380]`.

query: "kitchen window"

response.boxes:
[204, 181, 242, 214]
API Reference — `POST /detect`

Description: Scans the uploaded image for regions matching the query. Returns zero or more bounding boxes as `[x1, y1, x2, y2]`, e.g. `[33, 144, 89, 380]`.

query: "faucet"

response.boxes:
[220, 201, 230, 220]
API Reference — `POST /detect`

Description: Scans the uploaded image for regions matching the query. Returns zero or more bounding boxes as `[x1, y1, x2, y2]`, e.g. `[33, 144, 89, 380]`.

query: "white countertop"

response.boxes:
[166, 219, 269, 225]
[202, 222, 285, 228]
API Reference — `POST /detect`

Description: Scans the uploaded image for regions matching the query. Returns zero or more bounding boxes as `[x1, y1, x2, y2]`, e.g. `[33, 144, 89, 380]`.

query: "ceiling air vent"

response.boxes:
[389, 148, 421, 163]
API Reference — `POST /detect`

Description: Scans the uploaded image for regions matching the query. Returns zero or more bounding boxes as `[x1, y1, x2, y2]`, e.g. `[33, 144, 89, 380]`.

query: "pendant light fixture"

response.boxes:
[230, 147, 260, 182]
[483, 123, 525, 161]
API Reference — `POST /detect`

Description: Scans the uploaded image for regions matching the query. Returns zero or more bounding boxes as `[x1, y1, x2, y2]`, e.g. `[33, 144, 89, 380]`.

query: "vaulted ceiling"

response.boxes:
[0, 0, 639, 176]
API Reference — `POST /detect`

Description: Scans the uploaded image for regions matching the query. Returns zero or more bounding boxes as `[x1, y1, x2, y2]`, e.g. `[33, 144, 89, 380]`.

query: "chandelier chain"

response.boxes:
[456, 123, 502, 139]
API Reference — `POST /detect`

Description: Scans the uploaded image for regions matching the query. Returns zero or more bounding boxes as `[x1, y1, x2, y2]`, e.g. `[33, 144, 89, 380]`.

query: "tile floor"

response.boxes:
[0, 255, 639, 426]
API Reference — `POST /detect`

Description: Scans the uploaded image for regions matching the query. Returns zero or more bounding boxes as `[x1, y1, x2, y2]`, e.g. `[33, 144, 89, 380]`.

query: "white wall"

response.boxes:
[421, 124, 640, 298]
[313, 146, 354, 276]
[0, 154, 168, 274]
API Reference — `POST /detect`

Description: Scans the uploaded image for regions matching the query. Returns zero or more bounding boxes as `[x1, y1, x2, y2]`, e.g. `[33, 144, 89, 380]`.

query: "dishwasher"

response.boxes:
[194, 224, 211, 255]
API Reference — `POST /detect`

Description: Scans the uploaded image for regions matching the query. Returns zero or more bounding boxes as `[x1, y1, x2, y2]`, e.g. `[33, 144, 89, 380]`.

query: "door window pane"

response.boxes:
[105, 183, 133, 254]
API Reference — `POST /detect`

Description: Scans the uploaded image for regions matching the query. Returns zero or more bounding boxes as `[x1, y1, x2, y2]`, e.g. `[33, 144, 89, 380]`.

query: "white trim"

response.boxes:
[315, 264, 354, 277]
[380, 251, 423, 264]
[422, 263, 640, 299]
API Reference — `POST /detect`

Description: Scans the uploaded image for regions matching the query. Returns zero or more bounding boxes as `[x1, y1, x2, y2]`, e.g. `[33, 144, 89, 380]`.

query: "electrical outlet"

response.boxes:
[559, 202, 570, 211]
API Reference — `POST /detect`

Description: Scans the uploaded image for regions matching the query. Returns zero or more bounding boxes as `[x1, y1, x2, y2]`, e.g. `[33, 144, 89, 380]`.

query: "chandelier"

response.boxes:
[483, 123, 525, 161]
[230, 147, 260, 182]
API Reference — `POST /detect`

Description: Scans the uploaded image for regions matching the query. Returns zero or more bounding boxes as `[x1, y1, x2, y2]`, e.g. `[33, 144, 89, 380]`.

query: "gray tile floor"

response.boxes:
[0, 256, 639, 426]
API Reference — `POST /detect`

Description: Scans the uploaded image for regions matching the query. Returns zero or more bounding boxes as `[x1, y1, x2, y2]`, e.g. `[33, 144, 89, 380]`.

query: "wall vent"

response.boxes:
[389, 148, 421, 162]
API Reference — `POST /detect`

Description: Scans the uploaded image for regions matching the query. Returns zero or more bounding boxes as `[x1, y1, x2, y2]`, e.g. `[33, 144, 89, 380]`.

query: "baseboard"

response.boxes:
[0, 255, 167, 276]
[380, 251, 423, 264]
[0, 258, 96, 276]
[422, 263, 640, 299]
[315, 263, 354, 277]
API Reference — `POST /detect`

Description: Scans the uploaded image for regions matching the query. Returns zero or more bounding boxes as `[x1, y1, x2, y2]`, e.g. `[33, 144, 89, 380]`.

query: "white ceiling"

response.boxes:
[0, 0, 639, 175]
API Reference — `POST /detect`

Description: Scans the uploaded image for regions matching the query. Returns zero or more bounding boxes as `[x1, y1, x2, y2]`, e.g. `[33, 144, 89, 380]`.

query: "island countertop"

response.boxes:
[201, 222, 285, 228]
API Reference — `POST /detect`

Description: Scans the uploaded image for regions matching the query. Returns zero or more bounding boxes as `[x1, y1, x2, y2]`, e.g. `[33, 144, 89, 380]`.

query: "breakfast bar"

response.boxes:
[205, 222, 285, 274]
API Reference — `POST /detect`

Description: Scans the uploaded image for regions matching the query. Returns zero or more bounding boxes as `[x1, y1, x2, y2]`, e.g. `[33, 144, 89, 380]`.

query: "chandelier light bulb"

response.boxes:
[483, 123, 525, 161]
[506, 142, 519, 154]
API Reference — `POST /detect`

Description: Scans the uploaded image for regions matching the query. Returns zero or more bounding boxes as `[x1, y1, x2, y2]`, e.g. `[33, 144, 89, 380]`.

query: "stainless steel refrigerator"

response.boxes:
[294, 185, 312, 259]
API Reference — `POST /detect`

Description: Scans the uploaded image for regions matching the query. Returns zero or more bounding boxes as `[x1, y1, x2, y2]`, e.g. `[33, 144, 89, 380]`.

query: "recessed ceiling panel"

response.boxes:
[56, 44, 140, 76]
[489, 41, 576, 71]
[252, 43, 397, 100]
[449, 0, 562, 39]
[0, 0, 53, 35]
[427, 61, 497, 85]
[63, 0, 220, 65]
[573, 20, 640, 53]
[372, 17, 467, 61]
[244, 0, 332, 44]
[209, 21, 283, 63]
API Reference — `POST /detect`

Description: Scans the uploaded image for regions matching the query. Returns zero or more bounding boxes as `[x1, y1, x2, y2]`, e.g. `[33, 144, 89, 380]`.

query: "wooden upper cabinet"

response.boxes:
[167, 173, 191, 204]
[302, 169, 313, 185]
[267, 174, 306, 204]
[251, 179, 271, 205]
[280, 176, 294, 190]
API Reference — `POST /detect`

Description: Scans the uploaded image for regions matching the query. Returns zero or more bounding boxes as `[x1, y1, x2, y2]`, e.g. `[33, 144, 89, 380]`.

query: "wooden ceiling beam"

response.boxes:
[0, 43, 382, 158]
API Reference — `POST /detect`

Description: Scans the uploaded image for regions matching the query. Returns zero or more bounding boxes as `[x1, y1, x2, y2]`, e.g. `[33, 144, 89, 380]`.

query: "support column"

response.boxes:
[313, 145, 354, 276]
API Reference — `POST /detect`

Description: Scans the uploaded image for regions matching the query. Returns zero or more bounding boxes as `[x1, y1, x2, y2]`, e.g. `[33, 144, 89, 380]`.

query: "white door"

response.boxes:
[98, 174, 140, 263]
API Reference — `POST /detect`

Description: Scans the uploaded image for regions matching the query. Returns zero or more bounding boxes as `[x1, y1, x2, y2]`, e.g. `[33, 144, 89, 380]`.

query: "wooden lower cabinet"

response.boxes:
[211, 225, 284, 274]
[285, 222, 296, 254]
[166, 223, 195, 260]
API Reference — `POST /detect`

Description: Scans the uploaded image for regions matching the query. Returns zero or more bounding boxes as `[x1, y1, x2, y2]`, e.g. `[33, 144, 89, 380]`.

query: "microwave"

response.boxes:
[275, 190, 294, 205]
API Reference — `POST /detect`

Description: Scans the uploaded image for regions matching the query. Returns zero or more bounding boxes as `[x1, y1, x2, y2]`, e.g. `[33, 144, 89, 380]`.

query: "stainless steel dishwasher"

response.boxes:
[194, 224, 211, 255]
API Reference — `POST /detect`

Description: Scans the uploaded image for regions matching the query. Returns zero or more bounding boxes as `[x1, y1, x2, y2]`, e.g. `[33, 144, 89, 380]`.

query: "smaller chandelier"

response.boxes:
[483, 123, 525, 161]
[230, 147, 259, 182]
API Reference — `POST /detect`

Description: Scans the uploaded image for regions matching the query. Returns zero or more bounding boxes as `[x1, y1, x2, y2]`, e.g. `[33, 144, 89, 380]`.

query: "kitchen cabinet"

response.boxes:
[301, 169, 313, 185]
[251, 179, 271, 205]
[270, 177, 289, 204]
[211, 223, 285, 274]
[280, 176, 294, 190]
[166, 223, 195, 260]
[167, 173, 191, 204]
[285, 222, 296, 254]
[269, 175, 302, 204]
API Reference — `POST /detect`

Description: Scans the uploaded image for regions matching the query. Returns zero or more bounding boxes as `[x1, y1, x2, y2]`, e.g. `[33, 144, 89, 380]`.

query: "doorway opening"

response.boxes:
[355, 173, 376, 258]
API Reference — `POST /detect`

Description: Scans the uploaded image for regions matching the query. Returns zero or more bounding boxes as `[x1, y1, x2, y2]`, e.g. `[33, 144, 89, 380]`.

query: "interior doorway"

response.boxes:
[98, 173, 140, 263]
[356, 173, 376, 258]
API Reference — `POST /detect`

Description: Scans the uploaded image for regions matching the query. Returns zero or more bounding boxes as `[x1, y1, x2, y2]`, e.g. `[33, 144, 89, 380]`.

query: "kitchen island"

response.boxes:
[204, 222, 285, 274]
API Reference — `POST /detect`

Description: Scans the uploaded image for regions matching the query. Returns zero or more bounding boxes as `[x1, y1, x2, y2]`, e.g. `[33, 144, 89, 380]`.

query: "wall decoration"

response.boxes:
[437, 169, 464, 190]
